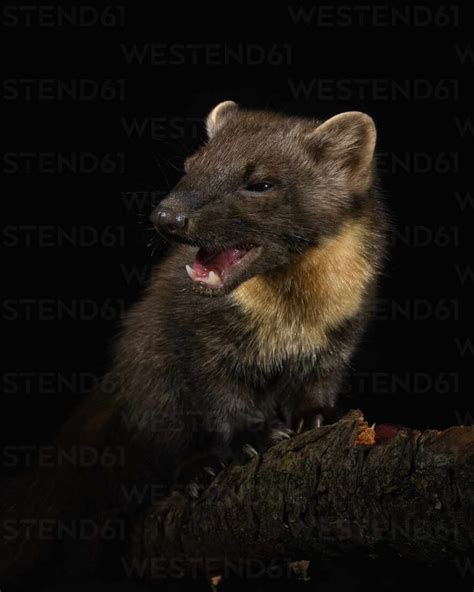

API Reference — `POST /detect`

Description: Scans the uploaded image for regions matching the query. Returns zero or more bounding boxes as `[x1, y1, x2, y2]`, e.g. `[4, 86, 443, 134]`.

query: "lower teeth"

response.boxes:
[185, 265, 223, 288]
[205, 270, 222, 287]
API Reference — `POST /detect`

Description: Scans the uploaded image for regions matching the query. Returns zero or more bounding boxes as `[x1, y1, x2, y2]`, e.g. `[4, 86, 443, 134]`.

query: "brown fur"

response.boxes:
[1, 104, 388, 586]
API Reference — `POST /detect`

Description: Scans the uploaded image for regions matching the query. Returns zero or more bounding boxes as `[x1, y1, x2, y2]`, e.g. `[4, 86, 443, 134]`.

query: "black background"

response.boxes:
[2, 2, 473, 591]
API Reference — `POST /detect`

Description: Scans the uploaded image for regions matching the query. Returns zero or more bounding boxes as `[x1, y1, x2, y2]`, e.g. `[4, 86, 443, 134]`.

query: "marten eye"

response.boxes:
[245, 182, 274, 193]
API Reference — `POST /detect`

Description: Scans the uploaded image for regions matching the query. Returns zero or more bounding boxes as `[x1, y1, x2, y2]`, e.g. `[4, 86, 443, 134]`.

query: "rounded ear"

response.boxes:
[306, 112, 377, 191]
[206, 100, 239, 138]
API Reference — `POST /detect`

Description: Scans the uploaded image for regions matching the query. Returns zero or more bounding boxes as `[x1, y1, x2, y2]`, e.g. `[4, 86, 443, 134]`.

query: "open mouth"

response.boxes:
[185, 245, 262, 294]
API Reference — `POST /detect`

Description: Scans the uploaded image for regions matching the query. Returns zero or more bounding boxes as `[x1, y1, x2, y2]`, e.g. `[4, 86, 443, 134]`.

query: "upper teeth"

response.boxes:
[185, 264, 197, 281]
[185, 265, 223, 288]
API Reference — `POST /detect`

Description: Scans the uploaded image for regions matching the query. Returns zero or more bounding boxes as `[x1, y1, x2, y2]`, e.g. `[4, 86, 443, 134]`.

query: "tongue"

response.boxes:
[192, 247, 247, 279]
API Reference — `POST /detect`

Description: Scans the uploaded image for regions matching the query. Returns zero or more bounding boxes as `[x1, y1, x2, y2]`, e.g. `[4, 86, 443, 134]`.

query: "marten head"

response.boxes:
[151, 101, 377, 297]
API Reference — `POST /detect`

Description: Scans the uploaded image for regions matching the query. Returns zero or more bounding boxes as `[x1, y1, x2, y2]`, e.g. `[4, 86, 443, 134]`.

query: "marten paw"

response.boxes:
[269, 427, 294, 443]
[184, 458, 225, 499]
[175, 455, 226, 500]
[236, 427, 295, 463]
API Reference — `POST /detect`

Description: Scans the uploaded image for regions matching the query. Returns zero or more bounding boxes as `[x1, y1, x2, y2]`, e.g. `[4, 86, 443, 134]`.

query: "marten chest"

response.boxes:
[231, 221, 374, 373]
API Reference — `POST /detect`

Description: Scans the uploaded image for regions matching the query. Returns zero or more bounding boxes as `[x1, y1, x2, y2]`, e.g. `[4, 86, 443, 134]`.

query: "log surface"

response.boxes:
[127, 410, 474, 578]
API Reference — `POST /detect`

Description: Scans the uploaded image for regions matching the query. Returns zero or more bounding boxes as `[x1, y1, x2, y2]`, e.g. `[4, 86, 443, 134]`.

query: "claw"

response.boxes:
[270, 428, 293, 443]
[203, 466, 216, 477]
[187, 481, 200, 499]
[242, 443, 259, 458]
[314, 414, 323, 429]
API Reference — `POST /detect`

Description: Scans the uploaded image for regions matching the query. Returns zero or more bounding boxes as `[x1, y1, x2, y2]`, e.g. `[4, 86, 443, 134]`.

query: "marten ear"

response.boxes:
[206, 101, 239, 138]
[306, 112, 376, 191]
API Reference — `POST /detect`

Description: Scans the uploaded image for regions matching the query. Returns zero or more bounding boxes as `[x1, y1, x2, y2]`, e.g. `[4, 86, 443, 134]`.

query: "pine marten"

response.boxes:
[1, 102, 387, 586]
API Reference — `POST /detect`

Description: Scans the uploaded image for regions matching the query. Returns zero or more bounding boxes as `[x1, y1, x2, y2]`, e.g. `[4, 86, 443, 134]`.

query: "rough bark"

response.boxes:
[125, 410, 474, 579]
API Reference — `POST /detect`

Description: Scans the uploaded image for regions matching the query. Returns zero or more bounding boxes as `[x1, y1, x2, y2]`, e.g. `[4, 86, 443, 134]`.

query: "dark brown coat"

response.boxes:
[0, 103, 387, 585]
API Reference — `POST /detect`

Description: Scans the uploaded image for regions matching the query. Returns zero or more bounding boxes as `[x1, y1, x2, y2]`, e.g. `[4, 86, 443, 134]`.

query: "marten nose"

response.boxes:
[151, 208, 188, 235]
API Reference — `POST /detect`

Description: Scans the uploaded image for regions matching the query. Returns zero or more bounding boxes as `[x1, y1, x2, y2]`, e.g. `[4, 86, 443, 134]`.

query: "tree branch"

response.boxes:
[125, 410, 474, 579]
